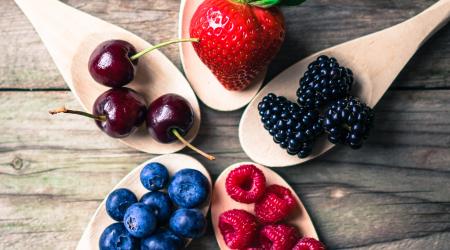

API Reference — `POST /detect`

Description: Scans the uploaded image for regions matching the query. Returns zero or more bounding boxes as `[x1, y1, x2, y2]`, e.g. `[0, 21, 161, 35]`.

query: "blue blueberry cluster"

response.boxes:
[258, 55, 375, 158]
[99, 162, 209, 250]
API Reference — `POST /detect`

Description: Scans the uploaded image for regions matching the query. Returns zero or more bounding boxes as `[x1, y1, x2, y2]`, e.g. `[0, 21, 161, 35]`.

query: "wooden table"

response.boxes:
[1, 0, 449, 249]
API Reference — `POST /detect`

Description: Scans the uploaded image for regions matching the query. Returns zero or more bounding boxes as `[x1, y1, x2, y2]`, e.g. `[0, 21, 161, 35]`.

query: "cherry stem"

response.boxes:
[49, 107, 107, 122]
[130, 38, 200, 61]
[171, 129, 215, 161]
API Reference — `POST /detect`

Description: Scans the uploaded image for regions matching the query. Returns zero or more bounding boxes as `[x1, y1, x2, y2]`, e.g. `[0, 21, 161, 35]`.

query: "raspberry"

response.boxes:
[249, 224, 300, 250]
[226, 164, 266, 203]
[293, 237, 326, 250]
[219, 209, 258, 249]
[255, 185, 297, 223]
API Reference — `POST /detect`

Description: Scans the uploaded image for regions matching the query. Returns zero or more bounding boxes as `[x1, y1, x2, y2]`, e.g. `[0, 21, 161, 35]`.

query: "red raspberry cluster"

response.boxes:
[219, 164, 326, 250]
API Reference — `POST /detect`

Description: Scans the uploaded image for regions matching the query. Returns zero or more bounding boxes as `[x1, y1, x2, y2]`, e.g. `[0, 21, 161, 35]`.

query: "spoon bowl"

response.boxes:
[239, 0, 450, 167]
[211, 162, 318, 249]
[15, 0, 201, 154]
[76, 153, 212, 250]
[179, 0, 265, 111]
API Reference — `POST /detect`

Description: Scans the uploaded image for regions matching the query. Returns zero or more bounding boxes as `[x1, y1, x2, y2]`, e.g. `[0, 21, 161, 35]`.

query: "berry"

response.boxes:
[105, 188, 138, 221]
[140, 162, 169, 191]
[168, 169, 209, 208]
[258, 93, 323, 158]
[323, 96, 374, 149]
[256, 224, 300, 250]
[140, 229, 185, 250]
[99, 223, 138, 250]
[219, 209, 258, 249]
[293, 237, 326, 250]
[190, 0, 285, 90]
[169, 208, 207, 239]
[255, 184, 297, 223]
[123, 203, 157, 238]
[225, 164, 266, 204]
[140, 191, 172, 223]
[297, 55, 353, 109]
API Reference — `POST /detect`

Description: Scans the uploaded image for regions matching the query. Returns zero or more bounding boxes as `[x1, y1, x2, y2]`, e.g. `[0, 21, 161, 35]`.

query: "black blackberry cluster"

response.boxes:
[258, 55, 375, 158]
[258, 93, 323, 158]
[297, 55, 354, 109]
[323, 96, 374, 149]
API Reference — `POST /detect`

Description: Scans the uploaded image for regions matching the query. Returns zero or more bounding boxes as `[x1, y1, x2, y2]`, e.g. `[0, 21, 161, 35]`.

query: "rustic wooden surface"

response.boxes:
[0, 0, 449, 249]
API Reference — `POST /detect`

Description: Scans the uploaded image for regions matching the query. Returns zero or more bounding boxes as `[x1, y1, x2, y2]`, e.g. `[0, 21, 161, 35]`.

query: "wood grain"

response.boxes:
[0, 90, 449, 249]
[1, 0, 450, 249]
[1, 0, 449, 90]
[240, 0, 450, 167]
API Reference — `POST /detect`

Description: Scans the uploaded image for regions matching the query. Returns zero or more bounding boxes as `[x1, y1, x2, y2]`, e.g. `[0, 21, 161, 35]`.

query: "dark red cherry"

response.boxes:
[147, 94, 214, 160]
[88, 40, 138, 88]
[147, 94, 193, 143]
[88, 38, 200, 87]
[93, 87, 147, 138]
[50, 87, 147, 138]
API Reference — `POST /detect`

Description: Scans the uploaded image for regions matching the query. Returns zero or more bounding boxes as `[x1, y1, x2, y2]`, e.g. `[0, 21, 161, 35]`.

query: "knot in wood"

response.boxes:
[11, 156, 24, 170]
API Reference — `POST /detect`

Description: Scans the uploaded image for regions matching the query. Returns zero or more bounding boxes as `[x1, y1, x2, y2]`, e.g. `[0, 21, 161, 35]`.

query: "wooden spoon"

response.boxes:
[76, 153, 212, 250]
[15, 0, 201, 154]
[239, 0, 450, 167]
[179, 0, 265, 111]
[211, 162, 318, 249]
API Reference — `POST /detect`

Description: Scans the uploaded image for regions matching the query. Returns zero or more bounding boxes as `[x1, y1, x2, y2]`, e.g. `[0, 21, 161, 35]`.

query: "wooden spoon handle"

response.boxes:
[402, 0, 450, 48]
[349, 0, 450, 106]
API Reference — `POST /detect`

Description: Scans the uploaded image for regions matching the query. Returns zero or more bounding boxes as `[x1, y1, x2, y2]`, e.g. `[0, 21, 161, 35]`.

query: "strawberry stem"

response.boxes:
[232, 0, 306, 8]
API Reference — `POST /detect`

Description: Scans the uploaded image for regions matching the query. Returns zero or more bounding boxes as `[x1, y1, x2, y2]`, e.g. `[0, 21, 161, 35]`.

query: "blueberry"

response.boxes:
[140, 229, 184, 250]
[123, 203, 157, 238]
[140, 191, 172, 223]
[169, 208, 206, 239]
[99, 223, 137, 250]
[106, 188, 138, 221]
[168, 169, 209, 208]
[140, 162, 169, 191]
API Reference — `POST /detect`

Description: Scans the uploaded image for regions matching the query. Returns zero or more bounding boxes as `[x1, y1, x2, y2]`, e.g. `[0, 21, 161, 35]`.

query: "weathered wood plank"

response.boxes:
[0, 0, 449, 89]
[0, 90, 449, 249]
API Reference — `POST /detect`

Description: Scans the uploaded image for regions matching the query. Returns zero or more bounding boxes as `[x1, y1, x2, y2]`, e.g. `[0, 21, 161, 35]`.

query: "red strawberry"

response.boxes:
[293, 237, 326, 250]
[226, 164, 266, 203]
[255, 184, 297, 223]
[247, 224, 300, 250]
[190, 0, 285, 91]
[219, 209, 258, 249]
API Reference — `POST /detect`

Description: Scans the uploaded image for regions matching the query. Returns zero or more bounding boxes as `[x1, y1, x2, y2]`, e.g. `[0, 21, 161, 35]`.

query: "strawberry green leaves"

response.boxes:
[247, 0, 306, 8]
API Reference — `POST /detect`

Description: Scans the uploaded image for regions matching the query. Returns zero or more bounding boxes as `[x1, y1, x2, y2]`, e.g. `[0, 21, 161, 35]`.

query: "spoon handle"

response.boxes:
[402, 0, 450, 48]
[353, 0, 450, 106]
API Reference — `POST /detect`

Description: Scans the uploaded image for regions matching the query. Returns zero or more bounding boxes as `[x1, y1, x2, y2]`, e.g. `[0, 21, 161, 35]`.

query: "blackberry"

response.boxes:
[323, 96, 374, 149]
[297, 55, 354, 109]
[258, 93, 323, 158]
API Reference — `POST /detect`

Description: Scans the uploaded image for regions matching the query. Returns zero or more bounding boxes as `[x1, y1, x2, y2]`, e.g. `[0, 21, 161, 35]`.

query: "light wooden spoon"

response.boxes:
[77, 153, 212, 250]
[240, 0, 450, 167]
[179, 0, 265, 111]
[15, 0, 201, 154]
[211, 162, 318, 249]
